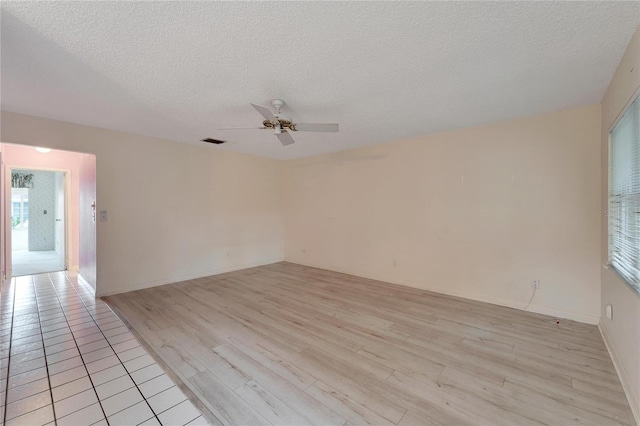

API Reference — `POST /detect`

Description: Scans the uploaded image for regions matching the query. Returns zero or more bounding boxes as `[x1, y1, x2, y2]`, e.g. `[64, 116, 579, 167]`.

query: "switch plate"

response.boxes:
[99, 210, 108, 222]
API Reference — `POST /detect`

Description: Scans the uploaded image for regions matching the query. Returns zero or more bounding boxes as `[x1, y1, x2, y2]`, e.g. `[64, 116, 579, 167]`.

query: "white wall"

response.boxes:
[0, 112, 285, 296]
[285, 104, 602, 324]
[599, 26, 640, 424]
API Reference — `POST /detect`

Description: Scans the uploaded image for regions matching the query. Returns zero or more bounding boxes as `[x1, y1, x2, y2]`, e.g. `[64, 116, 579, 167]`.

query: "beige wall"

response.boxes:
[0, 111, 285, 296]
[599, 26, 640, 423]
[285, 104, 602, 324]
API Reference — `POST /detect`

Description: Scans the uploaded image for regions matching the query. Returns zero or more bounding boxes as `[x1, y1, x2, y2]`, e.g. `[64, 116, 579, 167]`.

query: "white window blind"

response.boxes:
[609, 94, 640, 293]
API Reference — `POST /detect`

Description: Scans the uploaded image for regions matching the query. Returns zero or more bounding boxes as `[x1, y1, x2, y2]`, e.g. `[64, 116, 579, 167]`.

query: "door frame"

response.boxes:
[4, 165, 71, 279]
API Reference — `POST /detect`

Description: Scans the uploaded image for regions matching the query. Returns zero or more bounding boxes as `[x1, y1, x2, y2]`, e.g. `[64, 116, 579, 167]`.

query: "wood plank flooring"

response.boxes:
[104, 262, 635, 426]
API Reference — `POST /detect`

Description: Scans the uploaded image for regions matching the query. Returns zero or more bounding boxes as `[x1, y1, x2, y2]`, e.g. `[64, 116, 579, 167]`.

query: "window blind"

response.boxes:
[609, 94, 640, 293]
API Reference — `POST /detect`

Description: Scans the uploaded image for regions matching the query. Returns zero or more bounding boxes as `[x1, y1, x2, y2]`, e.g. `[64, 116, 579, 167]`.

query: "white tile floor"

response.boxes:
[1, 271, 209, 426]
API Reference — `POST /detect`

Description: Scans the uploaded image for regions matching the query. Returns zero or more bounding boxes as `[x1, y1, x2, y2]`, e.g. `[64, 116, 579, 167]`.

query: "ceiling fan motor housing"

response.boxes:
[271, 99, 285, 110]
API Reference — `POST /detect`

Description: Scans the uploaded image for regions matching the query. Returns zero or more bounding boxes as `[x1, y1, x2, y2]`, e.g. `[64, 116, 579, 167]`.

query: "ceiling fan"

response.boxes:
[206, 99, 339, 146]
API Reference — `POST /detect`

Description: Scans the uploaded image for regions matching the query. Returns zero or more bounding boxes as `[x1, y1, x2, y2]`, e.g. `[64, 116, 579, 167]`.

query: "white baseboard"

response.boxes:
[96, 257, 284, 297]
[284, 258, 600, 325]
[423, 286, 599, 325]
[599, 323, 640, 425]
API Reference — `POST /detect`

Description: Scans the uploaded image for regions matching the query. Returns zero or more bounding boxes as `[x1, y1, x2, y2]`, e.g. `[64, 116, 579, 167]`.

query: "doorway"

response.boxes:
[11, 168, 66, 276]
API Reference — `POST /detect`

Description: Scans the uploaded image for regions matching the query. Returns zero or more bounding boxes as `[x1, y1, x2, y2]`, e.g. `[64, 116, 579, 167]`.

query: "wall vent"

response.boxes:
[201, 138, 226, 145]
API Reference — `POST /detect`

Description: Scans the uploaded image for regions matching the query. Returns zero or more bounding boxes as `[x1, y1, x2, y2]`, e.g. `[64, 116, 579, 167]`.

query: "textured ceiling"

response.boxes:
[1, 2, 638, 160]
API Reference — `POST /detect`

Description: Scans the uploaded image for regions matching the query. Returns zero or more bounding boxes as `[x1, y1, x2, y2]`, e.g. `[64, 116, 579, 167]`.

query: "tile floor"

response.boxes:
[1, 271, 209, 426]
[11, 250, 65, 277]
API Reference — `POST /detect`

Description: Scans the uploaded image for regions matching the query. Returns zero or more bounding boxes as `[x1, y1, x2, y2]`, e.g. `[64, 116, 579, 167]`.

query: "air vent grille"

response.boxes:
[201, 138, 226, 144]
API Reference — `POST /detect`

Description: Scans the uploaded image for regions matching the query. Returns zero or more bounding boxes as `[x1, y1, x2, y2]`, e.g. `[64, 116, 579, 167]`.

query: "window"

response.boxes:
[609, 94, 640, 293]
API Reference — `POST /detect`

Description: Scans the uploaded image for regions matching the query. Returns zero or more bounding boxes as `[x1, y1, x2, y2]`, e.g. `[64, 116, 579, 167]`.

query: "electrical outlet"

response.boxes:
[531, 280, 540, 289]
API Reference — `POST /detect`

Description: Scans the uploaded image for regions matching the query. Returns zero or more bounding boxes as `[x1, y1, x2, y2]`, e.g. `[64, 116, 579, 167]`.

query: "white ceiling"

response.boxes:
[1, 2, 638, 160]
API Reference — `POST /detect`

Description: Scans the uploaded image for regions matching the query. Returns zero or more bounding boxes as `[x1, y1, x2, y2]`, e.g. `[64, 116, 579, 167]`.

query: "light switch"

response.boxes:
[100, 210, 108, 222]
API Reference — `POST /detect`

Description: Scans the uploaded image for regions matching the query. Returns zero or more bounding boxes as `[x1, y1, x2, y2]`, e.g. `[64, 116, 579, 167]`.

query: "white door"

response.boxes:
[54, 172, 65, 267]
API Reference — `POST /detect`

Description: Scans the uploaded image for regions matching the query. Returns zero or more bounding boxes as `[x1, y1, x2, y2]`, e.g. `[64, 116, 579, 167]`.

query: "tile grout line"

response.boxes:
[3, 280, 59, 424]
[68, 279, 166, 425]
[61, 272, 163, 425]
[44, 273, 110, 426]
[67, 282, 165, 425]
[32, 275, 60, 426]
[7, 272, 204, 426]
[2, 277, 16, 425]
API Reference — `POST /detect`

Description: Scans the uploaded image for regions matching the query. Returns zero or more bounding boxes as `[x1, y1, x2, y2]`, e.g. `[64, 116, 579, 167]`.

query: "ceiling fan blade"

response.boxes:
[217, 127, 267, 130]
[293, 123, 339, 133]
[251, 103, 276, 121]
[277, 130, 295, 146]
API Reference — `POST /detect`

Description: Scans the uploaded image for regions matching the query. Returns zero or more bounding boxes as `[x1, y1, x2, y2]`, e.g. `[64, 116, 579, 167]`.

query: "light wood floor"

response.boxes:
[105, 262, 635, 426]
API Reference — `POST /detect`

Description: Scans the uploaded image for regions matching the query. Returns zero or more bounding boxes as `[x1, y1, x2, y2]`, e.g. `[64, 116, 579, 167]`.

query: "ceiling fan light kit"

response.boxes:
[210, 99, 339, 146]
